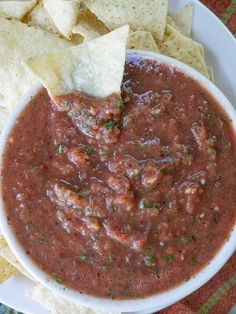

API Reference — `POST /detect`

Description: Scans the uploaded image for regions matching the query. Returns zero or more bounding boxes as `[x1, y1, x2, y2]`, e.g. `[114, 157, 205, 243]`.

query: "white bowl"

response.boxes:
[0, 50, 236, 313]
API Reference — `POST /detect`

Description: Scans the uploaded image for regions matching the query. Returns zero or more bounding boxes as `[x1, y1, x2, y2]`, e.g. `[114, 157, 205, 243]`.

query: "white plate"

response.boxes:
[0, 1, 236, 313]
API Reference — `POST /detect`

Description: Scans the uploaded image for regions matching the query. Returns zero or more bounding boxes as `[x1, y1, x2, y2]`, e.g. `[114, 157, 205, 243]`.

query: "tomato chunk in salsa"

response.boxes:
[1, 57, 236, 299]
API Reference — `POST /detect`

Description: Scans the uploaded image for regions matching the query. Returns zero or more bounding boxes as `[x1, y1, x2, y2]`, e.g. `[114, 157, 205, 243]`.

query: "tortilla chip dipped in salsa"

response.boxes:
[25, 25, 129, 144]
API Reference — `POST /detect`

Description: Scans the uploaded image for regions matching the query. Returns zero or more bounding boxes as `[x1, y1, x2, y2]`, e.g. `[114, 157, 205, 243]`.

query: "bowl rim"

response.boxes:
[0, 50, 236, 312]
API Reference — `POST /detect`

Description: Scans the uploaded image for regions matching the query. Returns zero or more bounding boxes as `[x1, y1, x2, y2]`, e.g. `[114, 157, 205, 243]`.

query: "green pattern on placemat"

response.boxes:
[222, 0, 236, 23]
[197, 272, 236, 313]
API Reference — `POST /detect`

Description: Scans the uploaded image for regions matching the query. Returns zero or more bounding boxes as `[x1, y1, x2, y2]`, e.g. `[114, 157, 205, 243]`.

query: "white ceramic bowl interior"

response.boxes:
[0, 50, 236, 313]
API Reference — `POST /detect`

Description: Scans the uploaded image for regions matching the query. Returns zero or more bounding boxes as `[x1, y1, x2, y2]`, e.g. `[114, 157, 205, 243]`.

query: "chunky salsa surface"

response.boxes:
[1, 57, 236, 299]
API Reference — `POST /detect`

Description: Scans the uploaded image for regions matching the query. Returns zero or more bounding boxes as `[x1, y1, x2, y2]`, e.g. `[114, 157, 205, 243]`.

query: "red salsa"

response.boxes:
[1, 57, 236, 299]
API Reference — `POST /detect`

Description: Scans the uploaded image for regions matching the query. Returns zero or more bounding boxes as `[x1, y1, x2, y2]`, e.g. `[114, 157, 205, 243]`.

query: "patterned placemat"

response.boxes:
[201, 0, 236, 36]
[0, 1, 236, 314]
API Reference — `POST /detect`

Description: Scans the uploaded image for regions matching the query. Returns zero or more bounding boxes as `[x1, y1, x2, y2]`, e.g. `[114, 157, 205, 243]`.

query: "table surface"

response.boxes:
[0, 1, 236, 314]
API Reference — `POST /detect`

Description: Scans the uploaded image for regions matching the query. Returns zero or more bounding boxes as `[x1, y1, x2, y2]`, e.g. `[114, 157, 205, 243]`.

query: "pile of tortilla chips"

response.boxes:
[0, 1, 213, 313]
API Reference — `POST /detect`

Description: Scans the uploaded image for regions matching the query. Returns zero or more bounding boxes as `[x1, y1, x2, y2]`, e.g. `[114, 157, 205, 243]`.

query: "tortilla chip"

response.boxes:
[0, 237, 18, 282]
[0, 17, 71, 114]
[0, 0, 37, 20]
[0, 256, 18, 283]
[25, 25, 129, 99]
[73, 8, 108, 41]
[73, 22, 101, 41]
[85, 0, 168, 41]
[207, 67, 214, 82]
[127, 31, 159, 52]
[158, 24, 209, 78]
[167, 4, 193, 37]
[197, 44, 205, 59]
[25, 0, 59, 35]
[0, 236, 7, 249]
[27, 284, 121, 314]
[0, 246, 35, 281]
[43, 0, 83, 39]
[0, 107, 9, 134]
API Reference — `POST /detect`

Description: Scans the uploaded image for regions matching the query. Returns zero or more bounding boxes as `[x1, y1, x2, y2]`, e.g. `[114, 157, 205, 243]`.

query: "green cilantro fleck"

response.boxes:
[85, 146, 94, 155]
[106, 289, 113, 296]
[190, 256, 197, 265]
[100, 148, 114, 158]
[108, 252, 113, 263]
[176, 234, 193, 244]
[207, 114, 213, 124]
[79, 255, 88, 262]
[142, 201, 158, 209]
[56, 278, 62, 284]
[226, 235, 230, 241]
[77, 191, 90, 202]
[55, 144, 65, 154]
[160, 167, 167, 174]
[166, 254, 174, 264]
[134, 169, 141, 179]
[143, 255, 156, 267]
[117, 99, 124, 109]
[104, 119, 115, 131]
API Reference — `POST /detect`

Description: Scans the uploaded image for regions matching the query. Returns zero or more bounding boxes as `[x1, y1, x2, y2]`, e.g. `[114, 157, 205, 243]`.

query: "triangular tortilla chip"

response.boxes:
[0, 237, 18, 283]
[0, 17, 71, 114]
[0, 236, 7, 249]
[73, 7, 108, 41]
[0, 0, 37, 20]
[25, 25, 129, 100]
[158, 24, 209, 78]
[43, 0, 83, 39]
[207, 66, 214, 82]
[25, 0, 59, 36]
[26, 284, 121, 314]
[0, 246, 35, 281]
[85, 0, 168, 41]
[127, 31, 159, 52]
[0, 256, 18, 283]
[167, 4, 194, 37]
